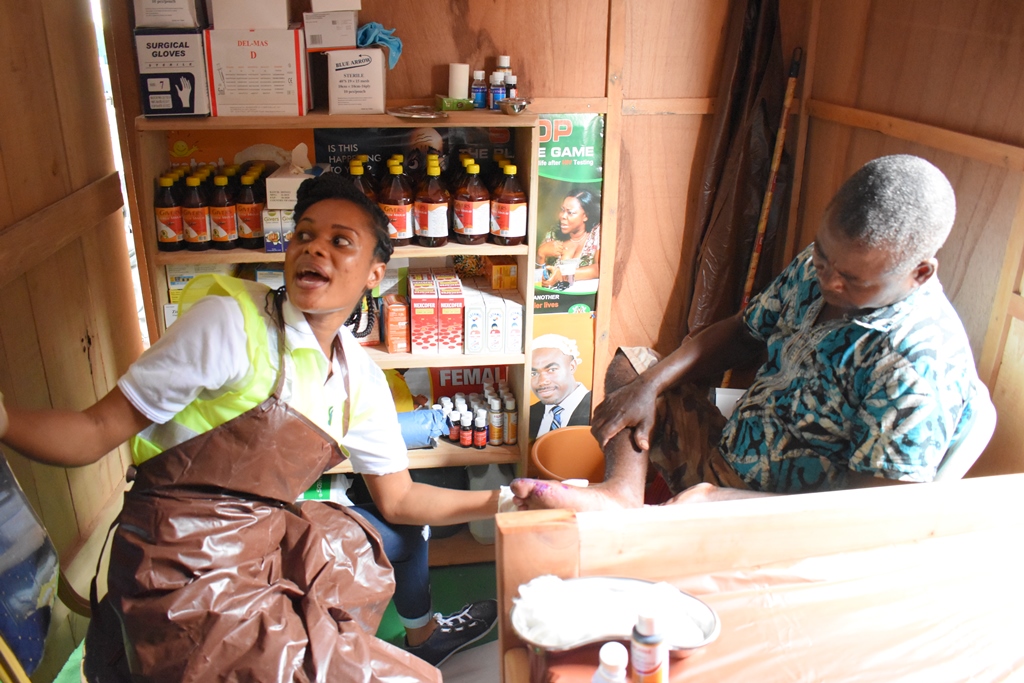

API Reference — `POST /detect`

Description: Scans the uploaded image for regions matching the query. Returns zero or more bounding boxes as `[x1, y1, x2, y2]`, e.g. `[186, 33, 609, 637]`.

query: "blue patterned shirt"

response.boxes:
[720, 244, 978, 492]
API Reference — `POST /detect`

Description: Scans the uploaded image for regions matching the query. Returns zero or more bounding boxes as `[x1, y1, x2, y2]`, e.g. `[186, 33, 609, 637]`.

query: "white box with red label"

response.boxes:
[436, 278, 465, 355]
[205, 27, 310, 116]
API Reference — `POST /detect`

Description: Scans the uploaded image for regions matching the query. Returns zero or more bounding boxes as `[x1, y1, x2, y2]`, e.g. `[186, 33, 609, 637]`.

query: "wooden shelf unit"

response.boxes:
[132, 110, 540, 493]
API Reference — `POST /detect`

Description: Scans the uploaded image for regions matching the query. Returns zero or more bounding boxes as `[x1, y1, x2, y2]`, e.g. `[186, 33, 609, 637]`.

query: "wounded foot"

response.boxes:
[509, 478, 633, 512]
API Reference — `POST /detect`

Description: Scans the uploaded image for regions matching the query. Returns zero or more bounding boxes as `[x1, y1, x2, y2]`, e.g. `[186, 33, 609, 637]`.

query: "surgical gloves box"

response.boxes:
[135, 28, 211, 116]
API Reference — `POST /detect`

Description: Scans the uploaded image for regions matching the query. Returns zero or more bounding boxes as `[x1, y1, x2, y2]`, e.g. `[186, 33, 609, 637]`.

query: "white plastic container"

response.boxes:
[467, 464, 514, 544]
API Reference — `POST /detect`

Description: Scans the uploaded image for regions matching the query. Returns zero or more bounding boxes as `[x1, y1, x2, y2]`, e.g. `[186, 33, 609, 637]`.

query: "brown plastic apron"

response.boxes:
[84, 327, 439, 682]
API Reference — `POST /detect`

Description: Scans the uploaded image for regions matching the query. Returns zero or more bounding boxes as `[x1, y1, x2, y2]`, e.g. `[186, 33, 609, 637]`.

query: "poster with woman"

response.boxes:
[533, 114, 606, 315]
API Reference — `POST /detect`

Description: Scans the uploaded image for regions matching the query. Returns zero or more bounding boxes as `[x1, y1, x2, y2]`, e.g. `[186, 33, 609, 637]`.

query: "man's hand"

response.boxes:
[591, 376, 659, 450]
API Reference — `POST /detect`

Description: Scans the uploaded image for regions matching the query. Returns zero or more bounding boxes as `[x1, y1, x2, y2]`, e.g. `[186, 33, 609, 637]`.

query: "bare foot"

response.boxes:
[509, 478, 638, 512]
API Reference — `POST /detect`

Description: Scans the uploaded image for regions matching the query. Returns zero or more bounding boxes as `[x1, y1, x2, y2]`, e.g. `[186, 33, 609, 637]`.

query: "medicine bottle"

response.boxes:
[630, 612, 668, 683]
[414, 164, 450, 248]
[487, 398, 504, 446]
[235, 175, 264, 250]
[489, 73, 506, 110]
[454, 163, 490, 245]
[471, 70, 487, 108]
[445, 408, 460, 443]
[490, 164, 527, 246]
[222, 166, 240, 201]
[592, 641, 628, 683]
[505, 74, 518, 99]
[181, 176, 211, 251]
[473, 411, 488, 449]
[154, 176, 184, 252]
[459, 412, 474, 448]
[496, 55, 512, 76]
[349, 161, 377, 202]
[209, 175, 239, 250]
[503, 397, 518, 445]
[378, 164, 414, 247]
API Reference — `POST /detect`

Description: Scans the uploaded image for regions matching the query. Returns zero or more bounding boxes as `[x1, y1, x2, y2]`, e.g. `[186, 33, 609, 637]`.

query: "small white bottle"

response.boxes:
[489, 73, 506, 110]
[505, 73, 518, 99]
[496, 55, 512, 76]
[592, 641, 628, 683]
[470, 70, 487, 108]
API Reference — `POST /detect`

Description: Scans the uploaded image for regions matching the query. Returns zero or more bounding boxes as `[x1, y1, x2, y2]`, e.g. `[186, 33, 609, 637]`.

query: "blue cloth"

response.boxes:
[357, 22, 402, 69]
[721, 244, 978, 493]
[350, 504, 431, 622]
[396, 409, 449, 449]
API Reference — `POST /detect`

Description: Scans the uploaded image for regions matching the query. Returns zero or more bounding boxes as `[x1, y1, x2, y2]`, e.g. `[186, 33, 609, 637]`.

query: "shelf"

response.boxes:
[324, 440, 520, 474]
[428, 527, 495, 567]
[365, 346, 524, 369]
[136, 109, 539, 132]
[153, 242, 529, 267]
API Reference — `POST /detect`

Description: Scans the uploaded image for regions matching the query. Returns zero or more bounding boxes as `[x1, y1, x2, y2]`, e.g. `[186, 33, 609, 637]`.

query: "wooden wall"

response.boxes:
[0, 1, 142, 679]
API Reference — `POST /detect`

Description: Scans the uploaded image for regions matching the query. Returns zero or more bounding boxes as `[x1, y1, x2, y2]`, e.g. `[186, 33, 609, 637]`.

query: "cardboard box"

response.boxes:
[409, 279, 438, 354]
[266, 163, 330, 209]
[255, 263, 285, 290]
[303, 11, 357, 50]
[382, 294, 410, 354]
[481, 288, 506, 355]
[326, 48, 386, 115]
[135, 28, 211, 116]
[281, 210, 296, 247]
[483, 255, 518, 290]
[211, 0, 288, 29]
[164, 303, 180, 327]
[166, 263, 235, 291]
[262, 208, 284, 251]
[502, 290, 524, 353]
[372, 258, 409, 297]
[205, 27, 310, 116]
[463, 287, 486, 355]
[133, 0, 206, 28]
[436, 278, 465, 354]
[311, 0, 361, 11]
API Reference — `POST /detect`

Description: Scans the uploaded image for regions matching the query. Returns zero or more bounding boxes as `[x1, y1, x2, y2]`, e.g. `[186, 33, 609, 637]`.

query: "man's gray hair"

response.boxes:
[827, 155, 956, 272]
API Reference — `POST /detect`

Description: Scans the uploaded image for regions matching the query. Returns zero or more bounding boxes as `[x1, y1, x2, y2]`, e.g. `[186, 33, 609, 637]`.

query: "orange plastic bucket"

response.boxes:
[530, 426, 605, 483]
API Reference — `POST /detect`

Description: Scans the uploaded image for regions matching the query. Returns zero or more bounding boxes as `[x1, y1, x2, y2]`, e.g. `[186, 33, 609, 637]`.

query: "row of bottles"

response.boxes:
[348, 152, 527, 249]
[155, 162, 268, 252]
[469, 55, 519, 110]
[435, 384, 518, 449]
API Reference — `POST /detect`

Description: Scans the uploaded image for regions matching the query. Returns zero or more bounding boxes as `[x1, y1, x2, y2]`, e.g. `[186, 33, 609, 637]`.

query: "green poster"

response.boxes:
[533, 114, 605, 315]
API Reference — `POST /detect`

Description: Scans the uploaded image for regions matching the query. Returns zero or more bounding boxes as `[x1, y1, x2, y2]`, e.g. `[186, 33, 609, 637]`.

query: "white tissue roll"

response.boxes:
[449, 63, 470, 99]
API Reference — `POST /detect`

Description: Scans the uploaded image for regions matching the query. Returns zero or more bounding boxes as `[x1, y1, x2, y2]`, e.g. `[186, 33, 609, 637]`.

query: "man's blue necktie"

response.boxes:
[550, 405, 564, 430]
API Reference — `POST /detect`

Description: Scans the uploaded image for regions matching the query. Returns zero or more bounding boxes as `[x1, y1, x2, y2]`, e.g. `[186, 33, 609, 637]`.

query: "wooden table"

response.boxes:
[496, 475, 1024, 682]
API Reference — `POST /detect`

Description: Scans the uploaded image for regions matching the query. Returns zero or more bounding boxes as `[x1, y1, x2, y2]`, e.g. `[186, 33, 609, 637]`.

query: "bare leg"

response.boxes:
[511, 353, 649, 511]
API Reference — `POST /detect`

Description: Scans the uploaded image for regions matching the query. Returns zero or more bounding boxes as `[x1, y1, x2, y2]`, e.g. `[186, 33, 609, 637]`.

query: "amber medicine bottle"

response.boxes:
[181, 176, 211, 251]
[235, 175, 264, 250]
[630, 613, 668, 683]
[414, 164, 450, 248]
[503, 397, 518, 445]
[490, 164, 527, 246]
[155, 176, 184, 252]
[209, 175, 238, 250]
[349, 161, 377, 202]
[378, 164, 414, 247]
[454, 163, 490, 245]
[459, 412, 474, 448]
[473, 411, 488, 449]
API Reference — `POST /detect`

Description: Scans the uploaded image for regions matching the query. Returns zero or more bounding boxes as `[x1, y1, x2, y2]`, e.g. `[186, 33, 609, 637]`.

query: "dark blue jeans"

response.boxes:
[351, 503, 432, 626]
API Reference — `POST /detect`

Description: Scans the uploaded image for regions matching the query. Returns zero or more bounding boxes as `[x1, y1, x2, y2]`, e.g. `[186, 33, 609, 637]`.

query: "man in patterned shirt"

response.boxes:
[512, 155, 981, 510]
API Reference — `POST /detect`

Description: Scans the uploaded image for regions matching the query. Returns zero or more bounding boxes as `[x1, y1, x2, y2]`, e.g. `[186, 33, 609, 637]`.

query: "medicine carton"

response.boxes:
[205, 27, 310, 116]
[382, 294, 410, 354]
[502, 290, 524, 353]
[311, 0, 361, 11]
[265, 163, 330, 209]
[133, 0, 206, 28]
[134, 28, 211, 116]
[303, 12, 358, 50]
[436, 278, 465, 355]
[483, 255, 518, 290]
[280, 210, 296, 248]
[463, 287, 486, 355]
[326, 48, 386, 115]
[409, 279, 439, 354]
[166, 263, 234, 292]
[262, 208, 284, 251]
[255, 264, 285, 290]
[480, 288, 506, 355]
[210, 0, 288, 29]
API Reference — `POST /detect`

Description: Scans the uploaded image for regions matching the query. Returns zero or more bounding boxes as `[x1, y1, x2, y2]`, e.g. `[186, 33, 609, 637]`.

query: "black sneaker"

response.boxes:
[404, 600, 498, 667]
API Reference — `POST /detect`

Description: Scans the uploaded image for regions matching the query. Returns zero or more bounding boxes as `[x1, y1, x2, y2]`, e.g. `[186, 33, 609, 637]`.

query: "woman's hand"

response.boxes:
[590, 376, 659, 450]
[541, 266, 563, 288]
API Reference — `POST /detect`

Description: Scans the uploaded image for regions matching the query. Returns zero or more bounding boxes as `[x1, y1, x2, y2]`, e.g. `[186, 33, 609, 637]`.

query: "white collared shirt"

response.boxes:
[536, 382, 590, 437]
[118, 287, 409, 489]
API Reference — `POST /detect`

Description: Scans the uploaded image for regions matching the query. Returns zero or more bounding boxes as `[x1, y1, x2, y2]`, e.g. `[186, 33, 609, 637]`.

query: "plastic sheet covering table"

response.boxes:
[496, 476, 1024, 683]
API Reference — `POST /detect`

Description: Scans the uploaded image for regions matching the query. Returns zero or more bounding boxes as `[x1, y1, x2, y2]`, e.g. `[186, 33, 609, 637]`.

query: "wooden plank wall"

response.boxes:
[0, 1, 142, 679]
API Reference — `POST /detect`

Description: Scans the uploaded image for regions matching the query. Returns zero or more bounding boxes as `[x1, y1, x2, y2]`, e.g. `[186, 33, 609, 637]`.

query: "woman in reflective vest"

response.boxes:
[0, 172, 500, 680]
